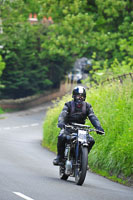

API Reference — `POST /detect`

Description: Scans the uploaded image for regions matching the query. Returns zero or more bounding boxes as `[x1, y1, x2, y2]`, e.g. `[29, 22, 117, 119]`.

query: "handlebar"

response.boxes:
[89, 128, 105, 135]
[71, 123, 90, 129]
[65, 123, 105, 135]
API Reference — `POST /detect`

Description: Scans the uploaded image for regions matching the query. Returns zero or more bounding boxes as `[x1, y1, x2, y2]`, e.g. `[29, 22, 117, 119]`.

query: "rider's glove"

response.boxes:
[96, 127, 105, 135]
[58, 123, 65, 129]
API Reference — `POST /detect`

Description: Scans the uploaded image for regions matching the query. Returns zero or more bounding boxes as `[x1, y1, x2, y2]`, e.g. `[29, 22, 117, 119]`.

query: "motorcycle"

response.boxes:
[59, 123, 104, 186]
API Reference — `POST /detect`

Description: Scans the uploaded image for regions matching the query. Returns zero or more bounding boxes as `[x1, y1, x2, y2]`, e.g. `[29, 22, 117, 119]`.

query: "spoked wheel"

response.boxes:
[59, 165, 69, 180]
[75, 146, 88, 185]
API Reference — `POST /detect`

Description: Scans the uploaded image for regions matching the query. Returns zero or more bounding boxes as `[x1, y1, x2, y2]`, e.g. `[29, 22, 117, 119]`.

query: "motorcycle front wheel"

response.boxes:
[75, 146, 88, 185]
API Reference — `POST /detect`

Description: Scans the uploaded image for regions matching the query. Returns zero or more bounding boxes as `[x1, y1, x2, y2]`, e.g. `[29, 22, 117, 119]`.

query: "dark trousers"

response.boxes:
[57, 129, 95, 156]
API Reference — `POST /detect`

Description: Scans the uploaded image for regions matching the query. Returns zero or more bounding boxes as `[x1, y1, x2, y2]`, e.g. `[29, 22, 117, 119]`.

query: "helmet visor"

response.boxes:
[75, 94, 84, 100]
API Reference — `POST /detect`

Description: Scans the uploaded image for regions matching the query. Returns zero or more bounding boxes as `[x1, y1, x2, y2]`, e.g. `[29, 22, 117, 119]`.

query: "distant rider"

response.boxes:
[53, 86, 105, 165]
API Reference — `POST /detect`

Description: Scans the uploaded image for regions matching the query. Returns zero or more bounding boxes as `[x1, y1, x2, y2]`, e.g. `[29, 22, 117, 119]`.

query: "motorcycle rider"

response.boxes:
[53, 86, 105, 165]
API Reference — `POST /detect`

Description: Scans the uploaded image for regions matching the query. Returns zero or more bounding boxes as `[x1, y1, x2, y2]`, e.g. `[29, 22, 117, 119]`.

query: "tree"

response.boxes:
[0, 20, 54, 98]
[0, 0, 73, 99]
[0, 0, 132, 99]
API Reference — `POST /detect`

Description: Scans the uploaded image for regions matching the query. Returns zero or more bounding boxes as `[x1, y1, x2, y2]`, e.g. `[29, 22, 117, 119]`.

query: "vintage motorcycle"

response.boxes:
[59, 123, 104, 185]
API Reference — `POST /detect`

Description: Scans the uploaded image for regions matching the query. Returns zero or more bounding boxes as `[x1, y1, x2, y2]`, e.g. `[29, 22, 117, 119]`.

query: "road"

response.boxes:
[0, 102, 133, 200]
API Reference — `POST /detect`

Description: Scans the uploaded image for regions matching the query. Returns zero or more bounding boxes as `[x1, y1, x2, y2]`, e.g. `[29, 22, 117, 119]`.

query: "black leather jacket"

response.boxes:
[58, 100, 103, 130]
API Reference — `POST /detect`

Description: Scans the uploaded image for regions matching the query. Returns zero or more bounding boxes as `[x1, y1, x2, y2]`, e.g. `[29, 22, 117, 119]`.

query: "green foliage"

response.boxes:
[0, 0, 132, 98]
[41, 13, 95, 59]
[87, 79, 133, 178]
[96, 0, 127, 18]
[0, 107, 4, 114]
[43, 79, 133, 182]
[0, 55, 5, 88]
[83, 58, 133, 85]
[0, 0, 74, 99]
[0, 22, 53, 98]
[39, 0, 132, 63]
[0, 55, 5, 77]
[38, 0, 88, 20]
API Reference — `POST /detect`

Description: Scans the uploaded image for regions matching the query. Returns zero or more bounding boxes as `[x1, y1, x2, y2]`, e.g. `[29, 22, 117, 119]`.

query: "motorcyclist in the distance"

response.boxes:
[53, 86, 105, 165]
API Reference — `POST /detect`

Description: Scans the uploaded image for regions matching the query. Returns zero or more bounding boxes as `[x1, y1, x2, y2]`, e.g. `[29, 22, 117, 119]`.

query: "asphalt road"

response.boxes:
[0, 102, 133, 200]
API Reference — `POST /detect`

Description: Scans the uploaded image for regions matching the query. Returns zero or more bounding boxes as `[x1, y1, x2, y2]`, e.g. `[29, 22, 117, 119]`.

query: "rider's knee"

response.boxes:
[88, 136, 95, 146]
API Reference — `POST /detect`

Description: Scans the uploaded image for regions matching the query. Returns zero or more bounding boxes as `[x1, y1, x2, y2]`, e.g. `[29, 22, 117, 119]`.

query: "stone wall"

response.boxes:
[0, 82, 73, 110]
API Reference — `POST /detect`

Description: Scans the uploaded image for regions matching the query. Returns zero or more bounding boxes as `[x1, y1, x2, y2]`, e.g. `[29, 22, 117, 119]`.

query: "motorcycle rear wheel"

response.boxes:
[75, 146, 88, 185]
[59, 166, 69, 180]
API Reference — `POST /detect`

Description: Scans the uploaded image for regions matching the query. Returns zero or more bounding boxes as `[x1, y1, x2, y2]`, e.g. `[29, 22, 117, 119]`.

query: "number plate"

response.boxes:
[78, 130, 87, 142]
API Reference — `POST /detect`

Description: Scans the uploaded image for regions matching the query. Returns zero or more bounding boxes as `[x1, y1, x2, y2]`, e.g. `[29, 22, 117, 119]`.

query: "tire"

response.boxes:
[59, 166, 69, 180]
[75, 146, 88, 185]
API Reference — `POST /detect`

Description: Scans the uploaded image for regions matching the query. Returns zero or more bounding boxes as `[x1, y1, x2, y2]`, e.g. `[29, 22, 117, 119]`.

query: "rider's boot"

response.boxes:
[53, 147, 64, 166]
[53, 155, 62, 166]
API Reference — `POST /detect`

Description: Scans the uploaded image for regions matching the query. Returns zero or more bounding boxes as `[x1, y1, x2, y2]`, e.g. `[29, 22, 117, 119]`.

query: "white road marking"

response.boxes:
[30, 123, 39, 127]
[13, 192, 34, 200]
[0, 122, 40, 131]
[3, 127, 11, 130]
[22, 125, 29, 128]
[13, 126, 20, 129]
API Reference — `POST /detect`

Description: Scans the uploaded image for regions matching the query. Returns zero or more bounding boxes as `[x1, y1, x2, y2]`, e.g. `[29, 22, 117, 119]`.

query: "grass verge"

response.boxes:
[0, 107, 4, 114]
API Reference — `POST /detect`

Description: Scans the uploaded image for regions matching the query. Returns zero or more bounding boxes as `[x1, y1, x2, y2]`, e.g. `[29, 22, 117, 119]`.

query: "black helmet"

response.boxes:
[72, 86, 86, 101]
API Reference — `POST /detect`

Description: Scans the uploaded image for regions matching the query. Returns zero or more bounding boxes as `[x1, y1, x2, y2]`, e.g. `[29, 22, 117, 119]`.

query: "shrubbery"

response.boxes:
[43, 78, 133, 184]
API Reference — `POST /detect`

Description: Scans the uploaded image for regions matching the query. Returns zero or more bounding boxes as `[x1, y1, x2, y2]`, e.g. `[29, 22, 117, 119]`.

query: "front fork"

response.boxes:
[75, 141, 79, 164]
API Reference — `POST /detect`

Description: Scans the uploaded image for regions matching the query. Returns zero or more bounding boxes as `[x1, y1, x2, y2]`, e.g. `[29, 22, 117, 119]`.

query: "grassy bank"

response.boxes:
[42, 79, 133, 185]
[0, 108, 4, 114]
